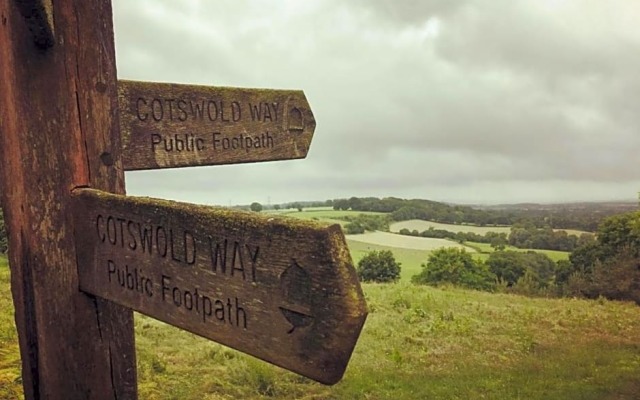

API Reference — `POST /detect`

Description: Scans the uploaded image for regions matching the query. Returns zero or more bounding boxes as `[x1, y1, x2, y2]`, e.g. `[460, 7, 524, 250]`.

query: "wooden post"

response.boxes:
[0, 1, 137, 399]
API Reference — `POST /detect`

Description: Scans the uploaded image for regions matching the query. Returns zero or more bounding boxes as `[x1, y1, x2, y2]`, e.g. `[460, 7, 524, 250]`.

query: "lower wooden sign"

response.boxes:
[72, 188, 367, 385]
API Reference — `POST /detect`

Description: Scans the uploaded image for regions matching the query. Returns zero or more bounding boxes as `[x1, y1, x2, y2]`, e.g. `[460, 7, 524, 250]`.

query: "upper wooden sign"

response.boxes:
[118, 80, 316, 171]
[72, 188, 367, 385]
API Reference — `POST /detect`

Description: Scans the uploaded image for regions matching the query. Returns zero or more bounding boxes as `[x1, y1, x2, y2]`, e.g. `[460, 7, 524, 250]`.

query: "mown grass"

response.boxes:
[2, 258, 640, 399]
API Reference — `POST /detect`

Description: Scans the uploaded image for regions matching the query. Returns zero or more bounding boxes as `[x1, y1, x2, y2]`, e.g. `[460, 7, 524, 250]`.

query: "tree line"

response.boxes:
[398, 224, 595, 252]
[332, 196, 636, 232]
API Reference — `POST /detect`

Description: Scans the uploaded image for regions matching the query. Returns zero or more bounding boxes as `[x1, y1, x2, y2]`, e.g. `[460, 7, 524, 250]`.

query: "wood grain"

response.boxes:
[119, 80, 316, 170]
[73, 188, 368, 385]
[0, 1, 136, 398]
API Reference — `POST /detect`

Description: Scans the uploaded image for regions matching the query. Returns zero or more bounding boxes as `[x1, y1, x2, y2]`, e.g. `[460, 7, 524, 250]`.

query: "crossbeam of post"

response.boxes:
[0, 1, 136, 399]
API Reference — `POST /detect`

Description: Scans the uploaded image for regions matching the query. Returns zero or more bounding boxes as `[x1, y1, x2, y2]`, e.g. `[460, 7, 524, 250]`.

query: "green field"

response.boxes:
[347, 239, 432, 281]
[347, 231, 474, 252]
[2, 257, 640, 399]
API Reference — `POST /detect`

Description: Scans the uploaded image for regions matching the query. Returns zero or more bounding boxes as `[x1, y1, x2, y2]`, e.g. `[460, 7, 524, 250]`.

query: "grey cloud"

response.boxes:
[114, 0, 640, 205]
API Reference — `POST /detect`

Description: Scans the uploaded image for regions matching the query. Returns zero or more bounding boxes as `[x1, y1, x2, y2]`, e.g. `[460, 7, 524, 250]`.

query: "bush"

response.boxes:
[356, 250, 401, 283]
[412, 248, 496, 291]
[566, 249, 640, 304]
[344, 222, 365, 235]
[486, 251, 556, 289]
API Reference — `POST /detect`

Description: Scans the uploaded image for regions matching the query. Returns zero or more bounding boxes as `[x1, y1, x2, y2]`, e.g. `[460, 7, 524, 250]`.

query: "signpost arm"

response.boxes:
[0, 1, 136, 399]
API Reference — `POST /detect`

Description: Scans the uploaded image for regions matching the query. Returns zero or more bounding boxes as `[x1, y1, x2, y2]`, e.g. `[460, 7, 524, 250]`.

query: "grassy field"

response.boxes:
[2, 257, 640, 399]
[390, 220, 590, 236]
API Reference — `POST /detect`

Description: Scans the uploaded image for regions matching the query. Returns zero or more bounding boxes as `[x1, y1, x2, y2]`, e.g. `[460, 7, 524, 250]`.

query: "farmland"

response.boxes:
[348, 231, 474, 252]
[274, 209, 570, 277]
[2, 257, 640, 399]
[390, 219, 590, 236]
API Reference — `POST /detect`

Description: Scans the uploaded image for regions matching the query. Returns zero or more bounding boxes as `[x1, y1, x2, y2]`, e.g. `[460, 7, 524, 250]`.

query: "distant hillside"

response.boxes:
[328, 197, 638, 232]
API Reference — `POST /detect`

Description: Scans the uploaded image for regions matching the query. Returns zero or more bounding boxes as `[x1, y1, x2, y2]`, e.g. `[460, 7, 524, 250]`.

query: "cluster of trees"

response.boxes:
[558, 211, 640, 303]
[398, 224, 592, 253]
[344, 215, 389, 234]
[331, 196, 635, 232]
[508, 224, 593, 252]
[246, 201, 311, 212]
[399, 227, 508, 250]
[411, 248, 557, 295]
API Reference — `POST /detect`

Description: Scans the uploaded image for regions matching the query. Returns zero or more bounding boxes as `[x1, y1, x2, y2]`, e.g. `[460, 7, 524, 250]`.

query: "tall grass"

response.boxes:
[2, 258, 640, 399]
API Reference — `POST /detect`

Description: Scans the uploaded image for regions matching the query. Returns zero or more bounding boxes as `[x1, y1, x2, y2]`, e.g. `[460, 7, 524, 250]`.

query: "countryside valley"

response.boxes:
[2, 196, 640, 399]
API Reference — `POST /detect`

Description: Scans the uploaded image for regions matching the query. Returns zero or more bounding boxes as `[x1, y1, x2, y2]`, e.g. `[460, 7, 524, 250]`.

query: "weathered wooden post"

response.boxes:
[0, 1, 136, 398]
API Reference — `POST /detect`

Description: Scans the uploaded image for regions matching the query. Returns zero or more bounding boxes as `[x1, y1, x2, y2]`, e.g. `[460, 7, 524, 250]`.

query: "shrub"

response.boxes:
[356, 250, 401, 283]
[567, 249, 640, 304]
[412, 248, 496, 291]
[344, 222, 365, 235]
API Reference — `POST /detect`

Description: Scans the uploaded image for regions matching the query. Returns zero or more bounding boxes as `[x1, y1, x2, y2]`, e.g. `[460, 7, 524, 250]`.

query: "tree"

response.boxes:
[487, 251, 556, 289]
[485, 251, 528, 286]
[412, 248, 496, 291]
[250, 202, 263, 212]
[344, 222, 365, 235]
[273, 204, 281, 211]
[489, 235, 508, 251]
[356, 250, 401, 283]
[562, 211, 640, 303]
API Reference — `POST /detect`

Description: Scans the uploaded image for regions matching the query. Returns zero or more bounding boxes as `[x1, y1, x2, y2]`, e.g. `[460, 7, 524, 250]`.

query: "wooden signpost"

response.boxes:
[73, 189, 366, 385]
[119, 80, 316, 170]
[0, 0, 366, 398]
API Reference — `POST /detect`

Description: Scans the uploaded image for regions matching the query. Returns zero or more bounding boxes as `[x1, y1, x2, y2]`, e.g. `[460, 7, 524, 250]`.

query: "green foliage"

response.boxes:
[356, 250, 401, 283]
[564, 211, 640, 303]
[509, 223, 582, 251]
[343, 214, 389, 232]
[566, 249, 640, 303]
[332, 196, 630, 231]
[249, 202, 262, 212]
[412, 248, 496, 291]
[486, 251, 556, 290]
[344, 221, 365, 234]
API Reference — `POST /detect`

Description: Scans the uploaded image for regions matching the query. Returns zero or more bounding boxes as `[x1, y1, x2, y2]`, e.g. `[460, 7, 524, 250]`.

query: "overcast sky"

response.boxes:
[113, 0, 640, 206]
